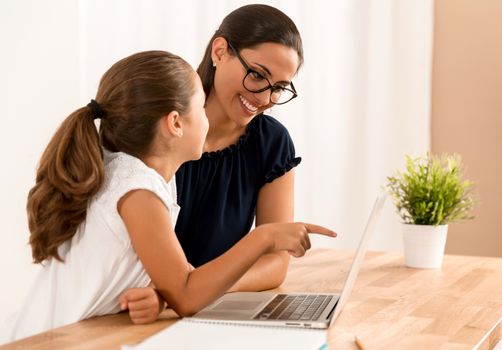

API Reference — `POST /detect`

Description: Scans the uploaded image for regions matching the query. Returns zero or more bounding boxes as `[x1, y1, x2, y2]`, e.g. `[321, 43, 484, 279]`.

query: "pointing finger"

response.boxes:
[303, 223, 337, 237]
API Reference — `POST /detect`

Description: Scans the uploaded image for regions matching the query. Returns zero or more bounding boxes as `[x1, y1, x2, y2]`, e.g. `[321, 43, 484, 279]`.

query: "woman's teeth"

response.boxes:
[239, 95, 258, 112]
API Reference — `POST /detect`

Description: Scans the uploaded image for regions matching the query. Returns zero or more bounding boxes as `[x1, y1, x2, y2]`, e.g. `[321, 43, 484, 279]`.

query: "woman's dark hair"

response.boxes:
[27, 50, 196, 263]
[197, 4, 304, 97]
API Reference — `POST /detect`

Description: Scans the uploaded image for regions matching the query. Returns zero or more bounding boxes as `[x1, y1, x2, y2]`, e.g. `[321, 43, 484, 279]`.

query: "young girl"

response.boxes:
[175, 4, 306, 291]
[2, 50, 335, 343]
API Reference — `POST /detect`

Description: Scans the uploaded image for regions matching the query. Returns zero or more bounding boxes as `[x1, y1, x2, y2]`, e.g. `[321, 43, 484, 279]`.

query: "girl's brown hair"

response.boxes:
[198, 4, 304, 97]
[27, 50, 196, 263]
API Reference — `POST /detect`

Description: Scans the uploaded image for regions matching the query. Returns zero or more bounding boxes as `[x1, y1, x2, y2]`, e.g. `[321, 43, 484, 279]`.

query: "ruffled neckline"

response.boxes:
[201, 114, 260, 159]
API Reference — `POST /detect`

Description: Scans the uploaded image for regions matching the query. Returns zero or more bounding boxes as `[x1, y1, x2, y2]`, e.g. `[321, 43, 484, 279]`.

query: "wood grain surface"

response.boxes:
[2, 249, 501, 350]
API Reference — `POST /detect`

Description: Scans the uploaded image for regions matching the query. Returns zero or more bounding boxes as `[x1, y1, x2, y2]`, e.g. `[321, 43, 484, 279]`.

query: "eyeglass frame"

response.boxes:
[227, 42, 298, 105]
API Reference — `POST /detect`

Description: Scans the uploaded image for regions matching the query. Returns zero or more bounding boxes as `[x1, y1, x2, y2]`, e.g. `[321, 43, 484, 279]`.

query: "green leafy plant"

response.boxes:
[386, 153, 475, 225]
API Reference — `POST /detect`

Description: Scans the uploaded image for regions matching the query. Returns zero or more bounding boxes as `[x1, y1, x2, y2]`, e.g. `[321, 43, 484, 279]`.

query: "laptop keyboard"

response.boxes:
[253, 294, 333, 321]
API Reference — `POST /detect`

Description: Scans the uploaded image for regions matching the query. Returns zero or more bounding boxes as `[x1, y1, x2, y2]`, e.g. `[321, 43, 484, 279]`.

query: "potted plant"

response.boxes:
[386, 153, 475, 268]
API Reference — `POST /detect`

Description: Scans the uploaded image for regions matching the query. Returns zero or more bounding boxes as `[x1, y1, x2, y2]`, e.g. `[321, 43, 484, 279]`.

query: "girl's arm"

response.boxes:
[118, 187, 334, 317]
[229, 169, 295, 292]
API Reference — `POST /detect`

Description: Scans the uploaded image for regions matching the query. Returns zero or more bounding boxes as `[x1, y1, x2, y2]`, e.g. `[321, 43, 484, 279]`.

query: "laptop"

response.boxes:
[189, 194, 386, 329]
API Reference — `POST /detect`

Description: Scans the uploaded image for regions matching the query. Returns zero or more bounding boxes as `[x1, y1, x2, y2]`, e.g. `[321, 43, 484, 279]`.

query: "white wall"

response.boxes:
[0, 0, 432, 318]
[0, 0, 81, 319]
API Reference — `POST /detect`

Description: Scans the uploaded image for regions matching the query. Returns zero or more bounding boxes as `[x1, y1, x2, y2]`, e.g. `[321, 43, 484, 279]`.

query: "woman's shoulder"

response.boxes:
[250, 113, 290, 136]
[195, 114, 292, 160]
[248, 114, 295, 151]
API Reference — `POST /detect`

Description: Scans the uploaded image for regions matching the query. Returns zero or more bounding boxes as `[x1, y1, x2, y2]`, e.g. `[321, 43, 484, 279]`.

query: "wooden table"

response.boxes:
[2, 249, 502, 349]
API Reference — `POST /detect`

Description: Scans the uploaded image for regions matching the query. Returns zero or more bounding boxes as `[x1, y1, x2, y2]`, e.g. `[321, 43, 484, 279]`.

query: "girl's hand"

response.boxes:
[119, 287, 165, 324]
[254, 222, 337, 257]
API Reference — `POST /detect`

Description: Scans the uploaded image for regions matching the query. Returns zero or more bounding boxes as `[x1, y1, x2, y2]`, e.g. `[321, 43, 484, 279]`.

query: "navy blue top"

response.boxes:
[175, 114, 301, 267]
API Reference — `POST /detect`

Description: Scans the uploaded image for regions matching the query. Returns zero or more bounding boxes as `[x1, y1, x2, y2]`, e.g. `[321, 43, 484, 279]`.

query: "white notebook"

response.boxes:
[122, 319, 327, 350]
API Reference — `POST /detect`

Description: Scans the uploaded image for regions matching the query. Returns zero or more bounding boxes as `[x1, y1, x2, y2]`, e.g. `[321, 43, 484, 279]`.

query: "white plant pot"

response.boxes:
[402, 224, 448, 269]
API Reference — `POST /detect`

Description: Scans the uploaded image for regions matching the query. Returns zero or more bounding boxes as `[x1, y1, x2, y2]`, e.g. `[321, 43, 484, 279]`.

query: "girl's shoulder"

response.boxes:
[97, 150, 177, 210]
[103, 150, 164, 185]
[104, 150, 150, 176]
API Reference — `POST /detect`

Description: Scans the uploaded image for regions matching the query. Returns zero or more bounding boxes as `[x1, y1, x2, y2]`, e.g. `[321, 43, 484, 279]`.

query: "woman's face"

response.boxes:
[181, 76, 209, 160]
[210, 41, 299, 127]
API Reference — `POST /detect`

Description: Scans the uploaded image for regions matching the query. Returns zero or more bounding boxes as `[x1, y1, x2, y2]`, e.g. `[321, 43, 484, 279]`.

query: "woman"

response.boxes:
[175, 4, 305, 291]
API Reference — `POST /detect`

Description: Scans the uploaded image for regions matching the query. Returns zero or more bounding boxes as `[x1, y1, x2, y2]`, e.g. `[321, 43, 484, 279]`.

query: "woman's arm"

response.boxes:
[118, 187, 334, 317]
[229, 169, 295, 292]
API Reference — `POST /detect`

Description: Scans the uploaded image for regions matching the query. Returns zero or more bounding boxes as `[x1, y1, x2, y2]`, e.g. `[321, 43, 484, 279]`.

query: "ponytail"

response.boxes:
[27, 106, 104, 263]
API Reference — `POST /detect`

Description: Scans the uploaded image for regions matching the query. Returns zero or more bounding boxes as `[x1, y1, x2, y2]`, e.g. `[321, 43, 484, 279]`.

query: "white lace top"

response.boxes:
[2, 150, 180, 343]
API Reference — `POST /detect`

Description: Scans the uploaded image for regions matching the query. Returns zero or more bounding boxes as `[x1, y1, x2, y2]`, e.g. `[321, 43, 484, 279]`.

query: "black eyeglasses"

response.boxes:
[228, 42, 298, 105]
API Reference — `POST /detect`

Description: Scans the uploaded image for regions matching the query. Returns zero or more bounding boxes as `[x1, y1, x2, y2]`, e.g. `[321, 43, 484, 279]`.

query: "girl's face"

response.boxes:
[181, 76, 209, 160]
[210, 41, 299, 127]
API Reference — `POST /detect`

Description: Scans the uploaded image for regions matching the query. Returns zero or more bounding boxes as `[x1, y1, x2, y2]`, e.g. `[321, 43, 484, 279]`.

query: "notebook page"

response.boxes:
[122, 319, 327, 350]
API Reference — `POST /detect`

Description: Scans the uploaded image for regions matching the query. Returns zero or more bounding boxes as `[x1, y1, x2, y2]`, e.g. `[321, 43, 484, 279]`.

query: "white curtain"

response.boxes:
[0, 0, 432, 316]
[77, 0, 433, 250]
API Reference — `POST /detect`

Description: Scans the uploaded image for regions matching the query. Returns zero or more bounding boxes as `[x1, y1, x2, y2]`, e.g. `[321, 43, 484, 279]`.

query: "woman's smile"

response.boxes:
[238, 94, 259, 116]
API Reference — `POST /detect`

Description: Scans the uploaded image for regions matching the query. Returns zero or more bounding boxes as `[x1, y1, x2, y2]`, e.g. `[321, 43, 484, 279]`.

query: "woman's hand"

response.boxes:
[119, 287, 165, 324]
[253, 222, 337, 257]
